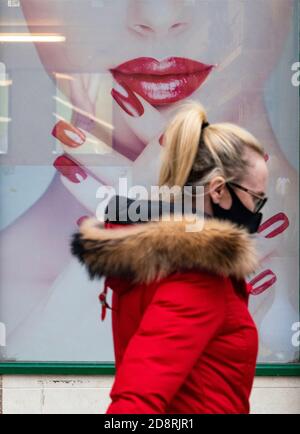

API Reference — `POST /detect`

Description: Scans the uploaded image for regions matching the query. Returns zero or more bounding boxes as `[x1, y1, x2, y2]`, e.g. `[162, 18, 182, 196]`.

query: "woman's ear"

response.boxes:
[208, 177, 226, 205]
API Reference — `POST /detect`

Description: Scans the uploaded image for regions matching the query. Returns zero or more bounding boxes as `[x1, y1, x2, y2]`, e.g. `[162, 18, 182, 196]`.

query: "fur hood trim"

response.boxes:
[71, 214, 258, 284]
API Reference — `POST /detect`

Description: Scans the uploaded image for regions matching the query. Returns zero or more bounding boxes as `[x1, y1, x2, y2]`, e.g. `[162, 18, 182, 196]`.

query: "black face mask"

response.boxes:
[210, 183, 263, 234]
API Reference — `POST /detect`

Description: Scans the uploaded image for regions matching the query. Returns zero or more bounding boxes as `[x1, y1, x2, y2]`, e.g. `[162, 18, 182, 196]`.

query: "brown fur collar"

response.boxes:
[71, 215, 258, 284]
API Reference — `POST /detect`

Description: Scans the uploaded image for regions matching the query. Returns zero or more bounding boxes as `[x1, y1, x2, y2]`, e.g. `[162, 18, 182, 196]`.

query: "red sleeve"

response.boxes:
[106, 274, 226, 414]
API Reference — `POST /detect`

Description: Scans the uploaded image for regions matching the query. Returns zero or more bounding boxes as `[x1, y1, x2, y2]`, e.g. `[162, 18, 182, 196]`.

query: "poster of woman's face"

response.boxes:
[0, 0, 299, 363]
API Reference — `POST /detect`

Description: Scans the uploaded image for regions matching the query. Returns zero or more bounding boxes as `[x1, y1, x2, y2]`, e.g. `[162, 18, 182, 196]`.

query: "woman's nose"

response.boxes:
[127, 0, 191, 38]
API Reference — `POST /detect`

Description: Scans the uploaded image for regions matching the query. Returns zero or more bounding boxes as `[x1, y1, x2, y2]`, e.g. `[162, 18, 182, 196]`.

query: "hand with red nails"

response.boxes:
[110, 81, 170, 188]
[52, 74, 297, 266]
[52, 73, 113, 152]
[52, 74, 168, 217]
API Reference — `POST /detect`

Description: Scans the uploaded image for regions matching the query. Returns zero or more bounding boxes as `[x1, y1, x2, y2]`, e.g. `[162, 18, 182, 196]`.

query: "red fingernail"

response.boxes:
[53, 155, 87, 184]
[111, 82, 144, 117]
[52, 120, 86, 148]
[249, 269, 277, 295]
[258, 212, 289, 238]
[264, 153, 269, 162]
[77, 216, 89, 226]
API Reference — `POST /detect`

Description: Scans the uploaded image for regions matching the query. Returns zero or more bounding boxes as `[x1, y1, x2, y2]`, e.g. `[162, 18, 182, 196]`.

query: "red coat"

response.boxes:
[72, 211, 259, 414]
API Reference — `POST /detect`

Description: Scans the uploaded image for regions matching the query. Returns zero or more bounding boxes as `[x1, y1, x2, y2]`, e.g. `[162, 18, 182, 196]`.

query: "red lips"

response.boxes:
[110, 57, 215, 106]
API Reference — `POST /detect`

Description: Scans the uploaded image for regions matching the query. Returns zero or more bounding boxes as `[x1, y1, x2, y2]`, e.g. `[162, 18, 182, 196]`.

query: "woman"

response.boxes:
[71, 101, 269, 414]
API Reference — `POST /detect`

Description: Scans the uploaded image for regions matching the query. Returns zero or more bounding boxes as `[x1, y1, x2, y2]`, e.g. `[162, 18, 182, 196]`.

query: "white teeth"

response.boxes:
[64, 130, 84, 145]
[140, 79, 182, 100]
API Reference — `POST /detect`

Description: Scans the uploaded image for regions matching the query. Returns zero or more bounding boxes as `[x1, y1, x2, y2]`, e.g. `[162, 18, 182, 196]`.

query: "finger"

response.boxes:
[53, 104, 112, 151]
[251, 232, 278, 266]
[58, 74, 112, 145]
[258, 212, 290, 239]
[52, 120, 85, 148]
[69, 73, 93, 112]
[60, 173, 114, 218]
[131, 137, 162, 188]
[69, 74, 95, 132]
[111, 81, 166, 144]
[248, 269, 277, 296]
[54, 155, 114, 217]
[87, 74, 101, 105]
[53, 153, 131, 191]
[53, 118, 111, 154]
[52, 115, 133, 185]
[82, 73, 89, 90]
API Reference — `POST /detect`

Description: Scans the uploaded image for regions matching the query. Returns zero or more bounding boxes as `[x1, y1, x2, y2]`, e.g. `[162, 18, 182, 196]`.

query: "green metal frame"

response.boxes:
[0, 363, 299, 376]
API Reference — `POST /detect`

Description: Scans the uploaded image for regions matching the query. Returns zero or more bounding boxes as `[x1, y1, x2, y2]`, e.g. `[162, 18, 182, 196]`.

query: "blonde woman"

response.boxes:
[72, 101, 269, 414]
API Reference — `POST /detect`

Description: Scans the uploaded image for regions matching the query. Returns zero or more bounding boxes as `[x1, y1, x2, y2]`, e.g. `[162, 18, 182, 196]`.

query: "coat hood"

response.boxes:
[71, 212, 259, 285]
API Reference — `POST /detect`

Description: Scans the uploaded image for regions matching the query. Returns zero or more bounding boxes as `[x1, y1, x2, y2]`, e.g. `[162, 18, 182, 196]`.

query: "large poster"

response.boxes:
[0, 0, 299, 363]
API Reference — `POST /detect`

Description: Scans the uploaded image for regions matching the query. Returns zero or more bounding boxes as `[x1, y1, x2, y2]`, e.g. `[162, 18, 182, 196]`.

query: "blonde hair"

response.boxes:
[159, 100, 265, 189]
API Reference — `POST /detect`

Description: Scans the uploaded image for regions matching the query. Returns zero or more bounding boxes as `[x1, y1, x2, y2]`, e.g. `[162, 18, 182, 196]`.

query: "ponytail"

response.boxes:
[159, 101, 208, 188]
[159, 100, 265, 189]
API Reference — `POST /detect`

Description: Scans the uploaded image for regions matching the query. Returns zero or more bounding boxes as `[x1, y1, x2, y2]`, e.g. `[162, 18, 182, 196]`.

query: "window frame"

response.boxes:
[0, 2, 299, 379]
[0, 363, 299, 376]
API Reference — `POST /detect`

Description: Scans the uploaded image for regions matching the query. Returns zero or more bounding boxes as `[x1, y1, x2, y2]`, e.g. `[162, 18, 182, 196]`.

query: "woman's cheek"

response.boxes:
[21, 2, 88, 73]
[21, 2, 65, 72]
